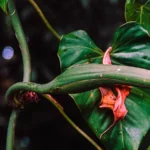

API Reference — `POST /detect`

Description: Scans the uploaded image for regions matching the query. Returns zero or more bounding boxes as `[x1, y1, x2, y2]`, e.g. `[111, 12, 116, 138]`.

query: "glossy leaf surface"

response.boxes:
[58, 30, 103, 71]
[58, 22, 150, 150]
[125, 0, 150, 34]
[111, 22, 150, 69]
[72, 87, 150, 150]
[0, 0, 8, 13]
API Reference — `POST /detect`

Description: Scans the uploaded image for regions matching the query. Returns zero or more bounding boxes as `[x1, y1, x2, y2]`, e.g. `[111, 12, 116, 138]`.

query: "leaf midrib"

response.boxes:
[61, 45, 102, 55]
[120, 121, 125, 149]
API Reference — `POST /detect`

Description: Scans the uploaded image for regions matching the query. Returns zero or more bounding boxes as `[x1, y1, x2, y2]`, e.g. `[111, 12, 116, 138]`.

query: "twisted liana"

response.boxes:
[5, 64, 150, 105]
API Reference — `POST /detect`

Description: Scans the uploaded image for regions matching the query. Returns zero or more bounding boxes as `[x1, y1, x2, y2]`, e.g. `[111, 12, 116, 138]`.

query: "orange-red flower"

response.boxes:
[99, 47, 131, 138]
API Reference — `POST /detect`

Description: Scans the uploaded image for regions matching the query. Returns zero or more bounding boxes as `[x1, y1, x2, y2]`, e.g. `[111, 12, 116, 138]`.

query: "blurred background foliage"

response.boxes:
[2, 0, 149, 150]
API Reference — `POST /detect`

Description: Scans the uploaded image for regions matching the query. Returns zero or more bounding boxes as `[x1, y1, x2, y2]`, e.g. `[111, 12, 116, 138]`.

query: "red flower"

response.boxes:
[99, 47, 131, 138]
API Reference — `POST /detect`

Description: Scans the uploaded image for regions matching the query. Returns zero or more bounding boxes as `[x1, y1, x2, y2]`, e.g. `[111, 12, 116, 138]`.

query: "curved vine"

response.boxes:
[6, 0, 32, 149]
[6, 64, 150, 104]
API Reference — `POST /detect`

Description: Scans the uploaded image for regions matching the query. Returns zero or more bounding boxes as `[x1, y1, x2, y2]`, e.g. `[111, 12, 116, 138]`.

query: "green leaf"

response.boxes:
[125, 0, 150, 34]
[58, 22, 150, 150]
[111, 22, 150, 69]
[72, 87, 150, 150]
[58, 30, 103, 71]
[0, 0, 8, 13]
[148, 145, 150, 150]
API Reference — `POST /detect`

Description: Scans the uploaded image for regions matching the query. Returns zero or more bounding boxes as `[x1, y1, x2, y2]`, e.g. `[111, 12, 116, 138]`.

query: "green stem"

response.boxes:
[6, 110, 18, 150]
[8, 0, 31, 82]
[42, 94, 103, 150]
[28, 0, 61, 41]
[5, 64, 150, 102]
[6, 0, 32, 149]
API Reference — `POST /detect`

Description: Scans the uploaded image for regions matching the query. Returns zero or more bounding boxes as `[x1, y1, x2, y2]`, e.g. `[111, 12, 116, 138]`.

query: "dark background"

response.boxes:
[0, 0, 149, 150]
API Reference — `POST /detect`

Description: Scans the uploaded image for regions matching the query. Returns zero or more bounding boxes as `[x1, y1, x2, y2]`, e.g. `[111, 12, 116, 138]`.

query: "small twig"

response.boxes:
[42, 94, 103, 150]
[45, 94, 64, 110]
[28, 0, 61, 41]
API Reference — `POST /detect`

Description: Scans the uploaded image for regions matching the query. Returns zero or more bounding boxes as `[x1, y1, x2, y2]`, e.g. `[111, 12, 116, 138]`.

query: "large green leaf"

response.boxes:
[125, 0, 150, 34]
[72, 87, 150, 150]
[0, 0, 8, 13]
[58, 30, 103, 71]
[111, 22, 150, 69]
[58, 22, 150, 150]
